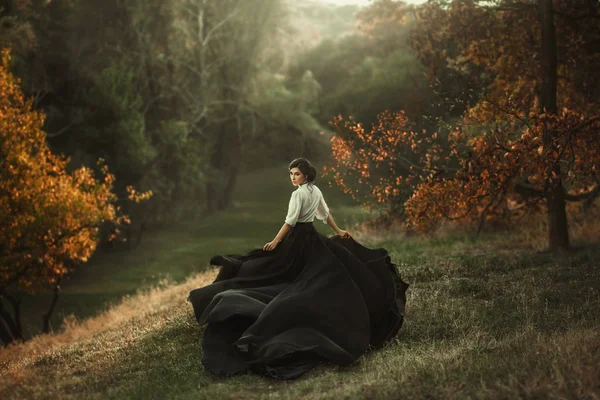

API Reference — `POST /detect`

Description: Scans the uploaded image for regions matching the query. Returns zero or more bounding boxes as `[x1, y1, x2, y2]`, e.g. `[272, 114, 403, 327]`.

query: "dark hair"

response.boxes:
[289, 158, 317, 183]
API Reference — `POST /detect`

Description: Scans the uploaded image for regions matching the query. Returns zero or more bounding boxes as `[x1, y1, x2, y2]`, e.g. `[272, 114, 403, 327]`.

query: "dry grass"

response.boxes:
[1, 203, 599, 399]
[0, 270, 218, 387]
[405, 198, 600, 253]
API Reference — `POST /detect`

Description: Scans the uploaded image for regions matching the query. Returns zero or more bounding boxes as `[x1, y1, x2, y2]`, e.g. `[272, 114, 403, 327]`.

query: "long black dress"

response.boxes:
[187, 221, 409, 380]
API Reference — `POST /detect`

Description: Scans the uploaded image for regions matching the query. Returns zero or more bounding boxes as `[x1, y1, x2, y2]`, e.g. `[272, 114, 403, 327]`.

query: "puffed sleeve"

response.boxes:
[315, 194, 330, 224]
[285, 191, 301, 226]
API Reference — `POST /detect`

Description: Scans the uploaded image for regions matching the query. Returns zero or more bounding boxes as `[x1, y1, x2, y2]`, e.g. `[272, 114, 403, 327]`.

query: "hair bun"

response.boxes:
[289, 157, 318, 183]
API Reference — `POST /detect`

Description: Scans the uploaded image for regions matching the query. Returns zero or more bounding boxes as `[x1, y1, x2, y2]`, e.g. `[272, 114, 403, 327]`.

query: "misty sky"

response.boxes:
[319, 0, 427, 5]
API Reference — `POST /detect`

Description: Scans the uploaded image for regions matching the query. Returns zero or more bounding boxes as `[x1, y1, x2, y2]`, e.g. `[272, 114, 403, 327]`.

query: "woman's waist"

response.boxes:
[286, 221, 315, 238]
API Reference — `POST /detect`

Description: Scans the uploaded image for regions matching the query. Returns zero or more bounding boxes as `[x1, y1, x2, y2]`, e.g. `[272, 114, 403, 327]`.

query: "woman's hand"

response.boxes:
[337, 229, 352, 239]
[263, 240, 279, 251]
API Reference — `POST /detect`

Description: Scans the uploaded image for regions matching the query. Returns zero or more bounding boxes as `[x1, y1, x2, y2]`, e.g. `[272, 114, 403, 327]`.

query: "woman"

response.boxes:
[187, 158, 408, 380]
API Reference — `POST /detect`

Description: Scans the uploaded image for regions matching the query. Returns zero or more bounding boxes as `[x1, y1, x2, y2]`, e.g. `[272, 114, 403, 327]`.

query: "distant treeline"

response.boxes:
[0, 0, 447, 226]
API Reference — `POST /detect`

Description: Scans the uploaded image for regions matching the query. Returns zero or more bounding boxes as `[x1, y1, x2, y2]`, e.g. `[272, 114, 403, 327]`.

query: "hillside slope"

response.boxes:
[16, 161, 368, 340]
[1, 222, 599, 399]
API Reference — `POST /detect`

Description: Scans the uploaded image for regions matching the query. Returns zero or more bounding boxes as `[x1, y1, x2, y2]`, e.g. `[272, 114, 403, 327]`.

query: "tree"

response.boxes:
[326, 0, 600, 250]
[57, 0, 197, 226]
[169, 0, 284, 212]
[0, 0, 37, 56]
[325, 110, 456, 219]
[289, 1, 438, 130]
[408, 0, 600, 250]
[0, 50, 149, 344]
[240, 69, 329, 167]
[318, 0, 461, 219]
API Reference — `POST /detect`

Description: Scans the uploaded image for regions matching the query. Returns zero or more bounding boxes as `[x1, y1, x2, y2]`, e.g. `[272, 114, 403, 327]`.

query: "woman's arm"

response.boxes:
[263, 223, 292, 251]
[326, 214, 342, 235]
[273, 223, 292, 244]
[317, 193, 349, 237]
[327, 214, 352, 238]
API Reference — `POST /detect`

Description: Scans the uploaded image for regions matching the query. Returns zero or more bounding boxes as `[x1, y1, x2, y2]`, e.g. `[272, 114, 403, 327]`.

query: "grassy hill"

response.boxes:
[1, 162, 599, 399]
[16, 161, 370, 339]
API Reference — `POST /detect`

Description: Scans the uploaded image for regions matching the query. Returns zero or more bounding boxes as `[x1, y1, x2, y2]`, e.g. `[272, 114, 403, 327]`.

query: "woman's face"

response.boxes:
[290, 167, 306, 186]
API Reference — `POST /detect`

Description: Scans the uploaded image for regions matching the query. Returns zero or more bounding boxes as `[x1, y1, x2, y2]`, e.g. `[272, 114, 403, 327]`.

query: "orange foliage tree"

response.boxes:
[325, 0, 600, 250]
[325, 110, 458, 218]
[0, 50, 150, 345]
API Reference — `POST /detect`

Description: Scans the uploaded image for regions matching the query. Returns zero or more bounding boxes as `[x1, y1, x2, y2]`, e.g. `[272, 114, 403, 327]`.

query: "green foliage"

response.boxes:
[287, 1, 361, 46]
[141, 120, 206, 222]
[288, 27, 436, 132]
[89, 60, 156, 175]
[241, 69, 328, 169]
[321, 49, 429, 127]
[252, 70, 322, 131]
[288, 35, 370, 101]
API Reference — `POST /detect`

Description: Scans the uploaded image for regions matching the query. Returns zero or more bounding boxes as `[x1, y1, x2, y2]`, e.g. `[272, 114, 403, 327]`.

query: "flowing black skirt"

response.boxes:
[187, 221, 409, 380]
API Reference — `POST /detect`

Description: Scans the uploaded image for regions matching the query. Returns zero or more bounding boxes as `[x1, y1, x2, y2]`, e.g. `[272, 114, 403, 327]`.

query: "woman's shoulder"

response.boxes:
[296, 182, 323, 194]
[310, 183, 323, 194]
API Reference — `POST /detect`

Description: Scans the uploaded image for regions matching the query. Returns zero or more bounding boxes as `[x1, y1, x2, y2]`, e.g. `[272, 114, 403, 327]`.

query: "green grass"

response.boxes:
[18, 161, 370, 338]
[3, 161, 600, 399]
[2, 230, 599, 399]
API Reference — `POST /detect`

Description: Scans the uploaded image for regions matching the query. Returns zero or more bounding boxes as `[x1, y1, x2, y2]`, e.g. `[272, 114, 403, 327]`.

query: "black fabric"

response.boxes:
[187, 222, 409, 380]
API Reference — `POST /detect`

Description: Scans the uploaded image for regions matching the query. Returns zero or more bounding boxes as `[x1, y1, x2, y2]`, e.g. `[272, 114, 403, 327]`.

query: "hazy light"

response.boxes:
[317, 0, 428, 5]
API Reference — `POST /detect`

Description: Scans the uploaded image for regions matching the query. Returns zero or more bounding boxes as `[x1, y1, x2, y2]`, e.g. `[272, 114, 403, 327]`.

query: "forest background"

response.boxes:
[0, 0, 445, 343]
[0, 0, 599, 398]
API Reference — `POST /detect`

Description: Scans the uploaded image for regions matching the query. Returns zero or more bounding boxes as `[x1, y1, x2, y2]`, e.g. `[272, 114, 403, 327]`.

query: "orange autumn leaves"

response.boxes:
[0, 50, 151, 293]
[409, 108, 600, 232]
[326, 107, 600, 233]
[325, 0, 600, 235]
[325, 110, 454, 216]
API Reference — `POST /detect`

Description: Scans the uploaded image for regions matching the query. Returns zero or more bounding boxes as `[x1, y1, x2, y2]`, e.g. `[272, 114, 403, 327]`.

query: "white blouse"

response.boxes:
[284, 183, 330, 226]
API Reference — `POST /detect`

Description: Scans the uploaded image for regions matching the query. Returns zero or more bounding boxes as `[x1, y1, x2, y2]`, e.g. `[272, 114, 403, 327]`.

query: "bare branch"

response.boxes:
[548, 115, 600, 178]
[482, 96, 532, 129]
[142, 95, 167, 117]
[564, 184, 600, 202]
[476, 180, 508, 235]
[394, 154, 459, 174]
[46, 122, 74, 138]
[567, 115, 600, 135]
[515, 182, 546, 198]
[203, 6, 240, 47]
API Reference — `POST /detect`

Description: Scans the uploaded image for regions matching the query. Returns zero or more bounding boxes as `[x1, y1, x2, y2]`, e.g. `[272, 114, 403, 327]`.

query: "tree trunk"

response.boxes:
[0, 320, 14, 345]
[206, 120, 242, 212]
[0, 295, 23, 345]
[538, 0, 569, 250]
[219, 163, 240, 211]
[547, 180, 569, 249]
[42, 278, 61, 334]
